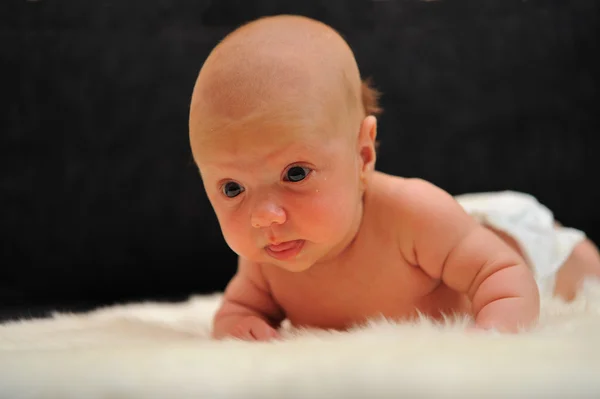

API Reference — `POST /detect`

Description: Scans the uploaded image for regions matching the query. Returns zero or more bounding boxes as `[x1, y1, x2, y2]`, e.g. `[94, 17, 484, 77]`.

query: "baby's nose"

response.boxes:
[251, 201, 286, 228]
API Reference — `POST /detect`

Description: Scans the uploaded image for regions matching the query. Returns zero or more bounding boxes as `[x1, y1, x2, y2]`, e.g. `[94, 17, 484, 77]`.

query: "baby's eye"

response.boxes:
[222, 181, 245, 198]
[284, 166, 311, 182]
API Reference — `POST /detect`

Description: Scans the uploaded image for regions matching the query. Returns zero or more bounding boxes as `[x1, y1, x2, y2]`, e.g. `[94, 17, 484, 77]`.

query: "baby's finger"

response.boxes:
[231, 324, 258, 341]
[267, 327, 282, 340]
[250, 324, 278, 341]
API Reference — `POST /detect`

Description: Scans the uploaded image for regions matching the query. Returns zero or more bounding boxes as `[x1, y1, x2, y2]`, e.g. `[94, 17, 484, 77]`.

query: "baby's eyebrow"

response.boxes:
[197, 139, 323, 176]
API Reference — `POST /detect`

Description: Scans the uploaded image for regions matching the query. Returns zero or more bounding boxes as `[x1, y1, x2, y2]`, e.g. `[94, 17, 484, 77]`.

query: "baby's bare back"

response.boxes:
[262, 173, 471, 330]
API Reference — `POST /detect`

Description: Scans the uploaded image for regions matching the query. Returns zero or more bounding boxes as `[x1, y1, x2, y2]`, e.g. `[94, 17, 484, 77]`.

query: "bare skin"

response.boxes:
[189, 15, 600, 341]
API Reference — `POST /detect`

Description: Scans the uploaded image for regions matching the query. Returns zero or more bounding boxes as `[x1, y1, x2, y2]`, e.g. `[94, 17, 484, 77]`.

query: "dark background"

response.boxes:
[1, 0, 598, 321]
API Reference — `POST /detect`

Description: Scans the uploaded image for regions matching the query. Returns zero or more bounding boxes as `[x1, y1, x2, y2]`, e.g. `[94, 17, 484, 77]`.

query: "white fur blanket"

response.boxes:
[1, 281, 600, 399]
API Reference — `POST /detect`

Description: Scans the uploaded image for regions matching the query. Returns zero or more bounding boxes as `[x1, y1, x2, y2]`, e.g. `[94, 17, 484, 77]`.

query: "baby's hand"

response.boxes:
[228, 316, 281, 341]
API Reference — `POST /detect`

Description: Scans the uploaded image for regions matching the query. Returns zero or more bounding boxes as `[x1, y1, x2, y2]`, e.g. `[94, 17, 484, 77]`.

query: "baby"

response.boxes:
[188, 15, 600, 340]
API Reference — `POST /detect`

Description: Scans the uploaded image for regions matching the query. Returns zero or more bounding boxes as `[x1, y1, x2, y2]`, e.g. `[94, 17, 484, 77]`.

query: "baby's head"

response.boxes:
[189, 15, 380, 271]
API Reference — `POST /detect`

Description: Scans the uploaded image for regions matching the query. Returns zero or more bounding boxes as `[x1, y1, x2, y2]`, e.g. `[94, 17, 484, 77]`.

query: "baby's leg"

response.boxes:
[552, 231, 600, 301]
[485, 222, 600, 301]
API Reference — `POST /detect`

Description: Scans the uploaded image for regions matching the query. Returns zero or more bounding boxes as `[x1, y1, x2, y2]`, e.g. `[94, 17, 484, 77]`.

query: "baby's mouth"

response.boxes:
[267, 240, 300, 251]
[265, 240, 305, 260]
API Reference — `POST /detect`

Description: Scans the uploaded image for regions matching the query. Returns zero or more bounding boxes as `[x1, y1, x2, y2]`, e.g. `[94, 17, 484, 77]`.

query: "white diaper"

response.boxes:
[454, 191, 586, 292]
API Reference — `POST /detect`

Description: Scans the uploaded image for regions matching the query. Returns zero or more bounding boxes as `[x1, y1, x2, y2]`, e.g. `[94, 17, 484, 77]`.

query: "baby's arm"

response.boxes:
[212, 257, 285, 340]
[397, 179, 540, 332]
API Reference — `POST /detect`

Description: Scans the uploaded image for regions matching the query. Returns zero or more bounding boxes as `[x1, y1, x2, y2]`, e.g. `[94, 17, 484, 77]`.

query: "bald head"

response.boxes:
[189, 15, 365, 142]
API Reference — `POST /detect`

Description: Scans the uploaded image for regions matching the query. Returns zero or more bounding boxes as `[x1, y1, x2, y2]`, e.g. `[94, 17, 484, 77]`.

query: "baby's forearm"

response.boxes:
[472, 264, 540, 332]
[475, 296, 538, 332]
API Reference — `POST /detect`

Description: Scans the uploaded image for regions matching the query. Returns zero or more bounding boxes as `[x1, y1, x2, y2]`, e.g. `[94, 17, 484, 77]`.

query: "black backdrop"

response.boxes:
[1, 0, 598, 320]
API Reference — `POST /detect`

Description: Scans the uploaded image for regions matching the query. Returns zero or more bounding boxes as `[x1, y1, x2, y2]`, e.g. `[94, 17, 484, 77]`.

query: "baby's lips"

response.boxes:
[266, 240, 299, 252]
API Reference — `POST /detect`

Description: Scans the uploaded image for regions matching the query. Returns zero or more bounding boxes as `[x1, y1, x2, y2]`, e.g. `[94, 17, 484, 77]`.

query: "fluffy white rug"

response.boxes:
[1, 280, 600, 399]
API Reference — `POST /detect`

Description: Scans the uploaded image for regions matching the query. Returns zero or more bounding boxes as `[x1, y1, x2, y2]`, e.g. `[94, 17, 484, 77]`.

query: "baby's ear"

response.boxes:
[361, 78, 382, 152]
[358, 115, 377, 174]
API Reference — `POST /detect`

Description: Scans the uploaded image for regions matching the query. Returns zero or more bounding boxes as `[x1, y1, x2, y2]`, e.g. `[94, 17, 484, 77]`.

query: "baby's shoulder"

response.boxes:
[369, 173, 465, 245]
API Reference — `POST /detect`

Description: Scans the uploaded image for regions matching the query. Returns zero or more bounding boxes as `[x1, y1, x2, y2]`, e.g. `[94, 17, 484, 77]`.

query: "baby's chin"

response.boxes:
[256, 254, 315, 272]
[273, 260, 315, 273]
[241, 247, 318, 272]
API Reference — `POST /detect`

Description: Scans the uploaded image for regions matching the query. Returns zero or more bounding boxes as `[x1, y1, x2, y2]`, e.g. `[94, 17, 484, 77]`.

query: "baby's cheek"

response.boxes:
[303, 194, 355, 237]
[218, 215, 250, 253]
